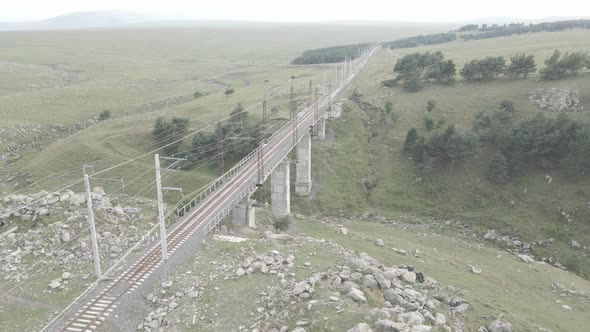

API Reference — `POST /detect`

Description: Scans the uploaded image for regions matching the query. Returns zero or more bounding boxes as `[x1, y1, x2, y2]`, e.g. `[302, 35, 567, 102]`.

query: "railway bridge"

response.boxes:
[47, 46, 376, 332]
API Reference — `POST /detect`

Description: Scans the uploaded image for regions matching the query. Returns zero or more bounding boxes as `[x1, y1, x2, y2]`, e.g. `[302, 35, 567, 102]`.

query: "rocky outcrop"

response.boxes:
[140, 282, 201, 332]
[235, 251, 295, 277]
[247, 249, 457, 332]
[0, 188, 148, 282]
[529, 88, 583, 112]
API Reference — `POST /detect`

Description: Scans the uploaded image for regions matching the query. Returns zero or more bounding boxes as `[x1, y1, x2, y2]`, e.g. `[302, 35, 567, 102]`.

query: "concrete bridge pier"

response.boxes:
[314, 117, 325, 140]
[232, 196, 256, 228]
[295, 131, 312, 196]
[271, 158, 290, 216]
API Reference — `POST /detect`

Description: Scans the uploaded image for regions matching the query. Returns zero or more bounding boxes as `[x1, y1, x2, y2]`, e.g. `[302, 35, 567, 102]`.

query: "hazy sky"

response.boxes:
[2, 0, 589, 22]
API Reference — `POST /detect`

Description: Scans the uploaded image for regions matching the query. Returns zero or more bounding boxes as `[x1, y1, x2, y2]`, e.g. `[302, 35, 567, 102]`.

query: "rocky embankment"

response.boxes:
[142, 220, 515, 332]
[0, 187, 151, 285]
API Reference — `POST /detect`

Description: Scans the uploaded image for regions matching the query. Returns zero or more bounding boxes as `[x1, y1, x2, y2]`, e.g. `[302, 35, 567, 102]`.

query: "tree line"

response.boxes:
[404, 123, 479, 177]
[480, 111, 590, 183]
[291, 43, 370, 65]
[383, 33, 457, 49]
[404, 101, 590, 183]
[383, 50, 589, 91]
[378, 19, 590, 52]
[460, 19, 590, 41]
[460, 51, 589, 81]
[151, 104, 257, 168]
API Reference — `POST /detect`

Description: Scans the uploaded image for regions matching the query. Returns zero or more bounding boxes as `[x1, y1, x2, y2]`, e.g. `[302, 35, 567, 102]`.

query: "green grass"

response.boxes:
[0, 22, 447, 200]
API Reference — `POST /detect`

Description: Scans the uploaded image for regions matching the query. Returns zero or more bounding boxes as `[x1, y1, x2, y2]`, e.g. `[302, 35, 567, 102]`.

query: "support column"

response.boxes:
[295, 132, 312, 196]
[315, 117, 325, 140]
[271, 158, 290, 216]
[232, 196, 256, 228]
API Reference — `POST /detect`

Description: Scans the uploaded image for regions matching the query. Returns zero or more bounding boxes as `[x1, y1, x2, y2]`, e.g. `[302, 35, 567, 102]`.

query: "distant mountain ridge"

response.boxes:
[0, 11, 161, 31]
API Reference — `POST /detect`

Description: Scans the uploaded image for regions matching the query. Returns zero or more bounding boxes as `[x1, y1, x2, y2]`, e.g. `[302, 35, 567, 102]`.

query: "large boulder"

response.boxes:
[362, 274, 379, 289]
[374, 320, 407, 332]
[347, 322, 374, 332]
[347, 288, 367, 303]
[384, 289, 418, 311]
[292, 281, 311, 295]
[398, 311, 424, 325]
[488, 318, 513, 332]
[60, 231, 71, 243]
[48, 280, 61, 289]
[69, 193, 86, 206]
[374, 272, 391, 289]
[401, 271, 416, 283]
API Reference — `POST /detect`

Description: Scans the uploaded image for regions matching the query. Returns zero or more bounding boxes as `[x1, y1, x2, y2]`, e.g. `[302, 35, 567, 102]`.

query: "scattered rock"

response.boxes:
[60, 231, 71, 243]
[61, 272, 72, 280]
[483, 229, 497, 241]
[435, 313, 446, 326]
[468, 265, 482, 274]
[571, 240, 581, 249]
[517, 254, 535, 264]
[48, 280, 61, 289]
[529, 88, 583, 113]
[375, 239, 384, 247]
[488, 318, 513, 332]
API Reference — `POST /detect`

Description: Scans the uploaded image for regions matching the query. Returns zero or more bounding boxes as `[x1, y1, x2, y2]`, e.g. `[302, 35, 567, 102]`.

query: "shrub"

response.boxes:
[402, 74, 424, 92]
[224, 88, 235, 96]
[426, 99, 436, 112]
[404, 128, 418, 154]
[499, 100, 514, 113]
[487, 152, 511, 184]
[384, 101, 393, 115]
[152, 116, 190, 155]
[98, 110, 111, 121]
[273, 216, 291, 233]
[423, 113, 434, 131]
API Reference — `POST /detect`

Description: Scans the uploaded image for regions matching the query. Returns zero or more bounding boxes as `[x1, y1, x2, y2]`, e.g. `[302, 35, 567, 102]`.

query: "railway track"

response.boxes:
[54, 48, 375, 332]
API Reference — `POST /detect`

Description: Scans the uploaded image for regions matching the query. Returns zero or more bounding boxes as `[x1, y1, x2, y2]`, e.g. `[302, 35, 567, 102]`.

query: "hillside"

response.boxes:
[302, 29, 590, 278]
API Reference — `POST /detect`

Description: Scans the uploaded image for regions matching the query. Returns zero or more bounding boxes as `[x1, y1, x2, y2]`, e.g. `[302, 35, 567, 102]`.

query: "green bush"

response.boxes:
[423, 113, 434, 131]
[98, 110, 111, 121]
[487, 151, 511, 184]
[224, 88, 235, 96]
[273, 216, 291, 233]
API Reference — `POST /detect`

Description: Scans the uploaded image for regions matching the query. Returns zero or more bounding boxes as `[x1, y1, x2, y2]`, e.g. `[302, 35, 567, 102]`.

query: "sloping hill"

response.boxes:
[0, 11, 159, 30]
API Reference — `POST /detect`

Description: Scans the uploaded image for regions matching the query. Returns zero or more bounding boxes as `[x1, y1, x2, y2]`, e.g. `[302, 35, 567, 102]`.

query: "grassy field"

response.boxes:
[0, 22, 448, 199]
